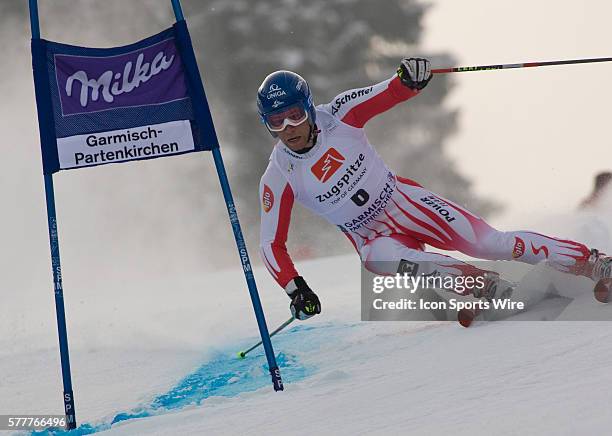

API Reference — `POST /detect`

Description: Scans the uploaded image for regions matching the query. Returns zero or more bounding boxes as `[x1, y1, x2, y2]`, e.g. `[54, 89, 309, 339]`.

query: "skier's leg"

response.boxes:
[389, 176, 602, 279]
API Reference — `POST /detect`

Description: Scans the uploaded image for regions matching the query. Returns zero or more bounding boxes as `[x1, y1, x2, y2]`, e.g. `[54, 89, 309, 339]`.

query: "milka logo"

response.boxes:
[267, 83, 286, 99]
[65, 50, 175, 108]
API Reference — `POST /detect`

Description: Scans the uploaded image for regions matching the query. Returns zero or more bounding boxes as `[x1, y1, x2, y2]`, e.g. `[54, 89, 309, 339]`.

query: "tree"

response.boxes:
[5, 0, 498, 271]
[183, 0, 498, 259]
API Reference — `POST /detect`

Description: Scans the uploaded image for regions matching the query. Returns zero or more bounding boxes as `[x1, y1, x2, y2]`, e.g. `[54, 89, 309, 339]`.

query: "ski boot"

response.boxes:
[458, 271, 515, 327]
[586, 249, 612, 303]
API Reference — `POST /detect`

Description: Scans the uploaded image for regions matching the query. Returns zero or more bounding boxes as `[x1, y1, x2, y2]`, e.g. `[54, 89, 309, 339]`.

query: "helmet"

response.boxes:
[257, 70, 316, 137]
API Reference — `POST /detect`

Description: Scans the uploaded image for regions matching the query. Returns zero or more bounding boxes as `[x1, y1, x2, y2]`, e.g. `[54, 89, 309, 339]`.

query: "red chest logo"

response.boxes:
[262, 184, 274, 213]
[311, 148, 345, 182]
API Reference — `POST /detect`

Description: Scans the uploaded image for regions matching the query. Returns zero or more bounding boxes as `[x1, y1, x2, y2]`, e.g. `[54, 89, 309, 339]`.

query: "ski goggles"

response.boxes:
[263, 102, 309, 132]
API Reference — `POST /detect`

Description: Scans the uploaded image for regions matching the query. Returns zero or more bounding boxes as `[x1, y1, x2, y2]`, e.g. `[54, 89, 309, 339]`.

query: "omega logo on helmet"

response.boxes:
[267, 83, 287, 99]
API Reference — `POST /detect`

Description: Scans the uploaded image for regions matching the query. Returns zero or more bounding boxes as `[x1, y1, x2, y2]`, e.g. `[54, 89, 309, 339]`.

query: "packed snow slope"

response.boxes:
[3, 200, 612, 436]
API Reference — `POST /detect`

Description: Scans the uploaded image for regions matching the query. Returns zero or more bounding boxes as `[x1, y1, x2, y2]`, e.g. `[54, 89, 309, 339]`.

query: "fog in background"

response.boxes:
[1, 0, 608, 306]
[1, 1, 226, 295]
[422, 0, 612, 219]
[0, 0, 491, 298]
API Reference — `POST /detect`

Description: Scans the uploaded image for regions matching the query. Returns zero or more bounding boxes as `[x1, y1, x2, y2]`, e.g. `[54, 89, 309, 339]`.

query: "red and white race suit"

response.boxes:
[259, 74, 591, 293]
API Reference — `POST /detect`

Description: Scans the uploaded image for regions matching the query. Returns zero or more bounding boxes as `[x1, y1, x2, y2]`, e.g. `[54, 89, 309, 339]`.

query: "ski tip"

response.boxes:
[237, 351, 246, 359]
[457, 308, 475, 328]
[594, 278, 612, 304]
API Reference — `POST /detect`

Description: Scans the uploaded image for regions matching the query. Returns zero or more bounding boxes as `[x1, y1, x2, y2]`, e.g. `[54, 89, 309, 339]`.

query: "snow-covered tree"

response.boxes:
[184, 0, 498, 258]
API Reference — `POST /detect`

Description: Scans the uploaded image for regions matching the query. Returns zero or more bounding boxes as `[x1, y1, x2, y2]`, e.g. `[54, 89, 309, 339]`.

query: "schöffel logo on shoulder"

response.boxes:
[55, 38, 188, 116]
[311, 148, 345, 182]
[330, 86, 373, 116]
[267, 83, 287, 99]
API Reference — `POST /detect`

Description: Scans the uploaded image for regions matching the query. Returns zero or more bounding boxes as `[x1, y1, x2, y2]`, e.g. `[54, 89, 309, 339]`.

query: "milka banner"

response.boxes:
[31, 21, 218, 174]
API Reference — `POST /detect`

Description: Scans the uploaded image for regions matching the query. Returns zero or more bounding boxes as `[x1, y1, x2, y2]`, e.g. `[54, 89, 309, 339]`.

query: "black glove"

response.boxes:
[286, 276, 321, 320]
[397, 57, 432, 90]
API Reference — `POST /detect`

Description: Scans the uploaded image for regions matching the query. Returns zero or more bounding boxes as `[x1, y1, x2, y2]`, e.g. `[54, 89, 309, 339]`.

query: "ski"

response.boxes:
[459, 275, 612, 327]
[457, 305, 484, 328]
[594, 278, 612, 303]
[457, 281, 517, 328]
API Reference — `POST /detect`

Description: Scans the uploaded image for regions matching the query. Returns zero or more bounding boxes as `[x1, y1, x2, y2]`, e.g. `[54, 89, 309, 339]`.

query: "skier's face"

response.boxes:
[277, 119, 312, 152]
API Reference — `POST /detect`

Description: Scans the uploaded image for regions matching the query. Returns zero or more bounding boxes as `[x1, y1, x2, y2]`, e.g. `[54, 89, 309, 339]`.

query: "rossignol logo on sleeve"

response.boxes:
[262, 184, 275, 212]
[311, 148, 345, 182]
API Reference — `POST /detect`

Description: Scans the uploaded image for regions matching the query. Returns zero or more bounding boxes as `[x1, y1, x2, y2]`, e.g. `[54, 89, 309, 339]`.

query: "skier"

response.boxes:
[580, 171, 612, 209]
[256, 58, 612, 320]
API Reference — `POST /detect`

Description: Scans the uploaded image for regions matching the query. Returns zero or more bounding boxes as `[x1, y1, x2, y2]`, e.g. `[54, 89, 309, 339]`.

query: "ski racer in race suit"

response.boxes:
[256, 58, 612, 321]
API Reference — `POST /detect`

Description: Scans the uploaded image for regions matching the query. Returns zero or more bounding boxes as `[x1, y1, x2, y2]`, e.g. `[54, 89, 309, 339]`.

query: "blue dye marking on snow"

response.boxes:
[29, 322, 345, 436]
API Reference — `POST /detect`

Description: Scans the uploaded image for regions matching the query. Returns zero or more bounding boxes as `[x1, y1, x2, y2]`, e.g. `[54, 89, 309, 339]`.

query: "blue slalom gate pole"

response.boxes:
[29, 0, 77, 429]
[211, 149, 284, 390]
[170, 0, 284, 391]
[170, 0, 185, 20]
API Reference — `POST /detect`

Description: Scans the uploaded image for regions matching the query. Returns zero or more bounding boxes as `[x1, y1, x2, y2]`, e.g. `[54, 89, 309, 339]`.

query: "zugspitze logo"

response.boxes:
[311, 148, 345, 182]
[55, 38, 188, 116]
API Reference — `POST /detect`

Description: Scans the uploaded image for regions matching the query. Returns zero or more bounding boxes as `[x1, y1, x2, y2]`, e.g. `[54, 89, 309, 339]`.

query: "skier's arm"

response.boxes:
[259, 163, 322, 319]
[324, 57, 432, 128]
[259, 164, 300, 290]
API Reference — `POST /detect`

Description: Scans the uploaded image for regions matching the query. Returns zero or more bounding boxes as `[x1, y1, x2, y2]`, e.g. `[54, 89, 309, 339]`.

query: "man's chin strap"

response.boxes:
[295, 123, 320, 155]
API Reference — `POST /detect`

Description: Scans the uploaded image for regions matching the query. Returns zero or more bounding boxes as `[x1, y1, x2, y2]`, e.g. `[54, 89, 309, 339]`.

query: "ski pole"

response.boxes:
[238, 317, 295, 359]
[432, 56, 612, 74]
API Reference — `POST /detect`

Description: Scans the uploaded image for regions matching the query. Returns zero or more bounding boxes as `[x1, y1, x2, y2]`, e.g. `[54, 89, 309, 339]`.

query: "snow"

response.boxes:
[4, 197, 612, 435]
[103, 322, 612, 436]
